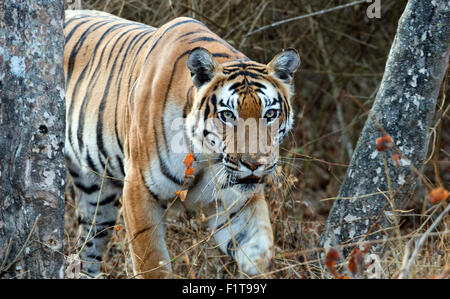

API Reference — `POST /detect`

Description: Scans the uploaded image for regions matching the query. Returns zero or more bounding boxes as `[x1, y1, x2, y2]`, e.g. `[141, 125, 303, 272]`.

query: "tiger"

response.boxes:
[64, 9, 300, 278]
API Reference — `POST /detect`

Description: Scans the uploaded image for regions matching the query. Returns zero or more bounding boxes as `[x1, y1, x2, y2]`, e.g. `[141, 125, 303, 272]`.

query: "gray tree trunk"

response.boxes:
[319, 0, 449, 258]
[0, 1, 65, 278]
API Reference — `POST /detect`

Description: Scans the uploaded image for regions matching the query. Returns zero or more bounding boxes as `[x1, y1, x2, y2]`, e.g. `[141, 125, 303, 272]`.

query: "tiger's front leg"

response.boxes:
[210, 190, 273, 276]
[122, 168, 172, 278]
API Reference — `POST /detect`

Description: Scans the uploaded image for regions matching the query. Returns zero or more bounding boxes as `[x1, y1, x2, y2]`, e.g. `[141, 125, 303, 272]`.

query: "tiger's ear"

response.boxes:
[187, 47, 219, 88]
[267, 48, 300, 82]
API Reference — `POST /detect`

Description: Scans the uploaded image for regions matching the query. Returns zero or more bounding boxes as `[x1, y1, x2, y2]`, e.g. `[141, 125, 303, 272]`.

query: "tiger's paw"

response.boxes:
[234, 236, 273, 276]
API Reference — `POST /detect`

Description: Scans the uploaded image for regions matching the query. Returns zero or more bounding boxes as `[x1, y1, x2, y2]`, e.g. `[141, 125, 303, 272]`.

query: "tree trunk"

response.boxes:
[0, 1, 65, 278]
[319, 0, 449, 258]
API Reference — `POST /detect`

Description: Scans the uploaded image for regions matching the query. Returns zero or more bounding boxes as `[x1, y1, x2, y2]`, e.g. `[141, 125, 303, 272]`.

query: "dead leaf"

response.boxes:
[175, 190, 188, 202]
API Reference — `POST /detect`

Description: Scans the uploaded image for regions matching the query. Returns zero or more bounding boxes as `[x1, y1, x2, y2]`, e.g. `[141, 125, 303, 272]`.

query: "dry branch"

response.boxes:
[245, 0, 367, 37]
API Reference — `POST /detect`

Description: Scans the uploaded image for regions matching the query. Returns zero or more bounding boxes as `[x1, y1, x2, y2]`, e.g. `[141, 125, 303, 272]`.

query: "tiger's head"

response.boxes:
[185, 47, 300, 193]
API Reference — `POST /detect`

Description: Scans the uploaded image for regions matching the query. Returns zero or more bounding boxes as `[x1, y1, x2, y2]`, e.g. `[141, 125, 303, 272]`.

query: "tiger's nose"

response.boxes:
[240, 159, 262, 171]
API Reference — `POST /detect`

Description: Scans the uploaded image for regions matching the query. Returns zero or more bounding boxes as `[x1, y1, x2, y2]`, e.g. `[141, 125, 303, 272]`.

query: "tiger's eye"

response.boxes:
[265, 109, 278, 120]
[219, 110, 236, 123]
[265, 110, 275, 118]
[223, 111, 233, 119]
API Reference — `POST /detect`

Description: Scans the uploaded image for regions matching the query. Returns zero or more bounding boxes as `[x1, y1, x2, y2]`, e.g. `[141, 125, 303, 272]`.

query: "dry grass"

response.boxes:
[64, 0, 449, 279]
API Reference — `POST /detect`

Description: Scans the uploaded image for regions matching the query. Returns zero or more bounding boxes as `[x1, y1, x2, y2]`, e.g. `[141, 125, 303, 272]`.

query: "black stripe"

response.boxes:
[78, 218, 90, 226]
[146, 185, 160, 201]
[216, 210, 239, 232]
[67, 20, 112, 85]
[104, 26, 143, 67]
[210, 93, 217, 111]
[199, 96, 208, 110]
[107, 31, 140, 158]
[65, 19, 91, 48]
[125, 30, 156, 94]
[94, 230, 109, 238]
[95, 27, 136, 172]
[77, 23, 131, 155]
[156, 49, 194, 186]
[228, 82, 242, 91]
[96, 220, 117, 227]
[64, 16, 85, 28]
[225, 61, 263, 69]
[66, 20, 114, 159]
[143, 19, 205, 62]
[187, 36, 240, 55]
[67, 167, 80, 178]
[279, 93, 288, 120]
[119, 30, 153, 74]
[212, 52, 230, 58]
[110, 179, 124, 188]
[86, 255, 102, 261]
[80, 218, 116, 228]
[183, 85, 194, 118]
[243, 67, 267, 74]
[227, 70, 261, 81]
[115, 30, 154, 156]
[215, 198, 251, 231]
[117, 155, 125, 177]
[86, 150, 99, 174]
[204, 102, 210, 121]
[155, 143, 184, 185]
[87, 268, 98, 274]
[191, 168, 205, 187]
[226, 228, 248, 257]
[107, 30, 152, 146]
[87, 194, 117, 206]
[73, 181, 99, 195]
[248, 81, 267, 89]
[175, 29, 206, 41]
[188, 36, 218, 44]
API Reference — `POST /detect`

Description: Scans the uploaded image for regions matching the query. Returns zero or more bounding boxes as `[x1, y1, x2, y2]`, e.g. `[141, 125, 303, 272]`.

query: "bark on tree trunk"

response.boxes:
[318, 0, 449, 258]
[0, 1, 65, 278]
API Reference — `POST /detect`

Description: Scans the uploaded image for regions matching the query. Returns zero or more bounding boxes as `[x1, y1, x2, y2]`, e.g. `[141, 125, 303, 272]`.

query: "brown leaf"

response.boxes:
[347, 248, 366, 276]
[183, 253, 190, 266]
[324, 248, 341, 278]
[175, 189, 188, 202]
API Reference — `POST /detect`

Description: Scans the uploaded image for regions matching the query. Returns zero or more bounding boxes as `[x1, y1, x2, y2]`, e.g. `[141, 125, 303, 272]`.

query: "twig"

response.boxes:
[0, 215, 40, 274]
[0, 237, 14, 270]
[398, 203, 450, 279]
[245, 0, 367, 37]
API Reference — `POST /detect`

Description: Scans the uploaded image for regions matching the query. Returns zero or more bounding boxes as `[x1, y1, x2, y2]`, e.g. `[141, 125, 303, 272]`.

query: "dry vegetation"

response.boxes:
[64, 0, 449, 279]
